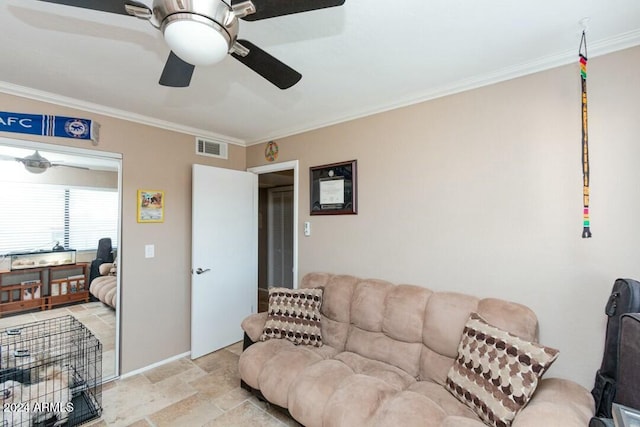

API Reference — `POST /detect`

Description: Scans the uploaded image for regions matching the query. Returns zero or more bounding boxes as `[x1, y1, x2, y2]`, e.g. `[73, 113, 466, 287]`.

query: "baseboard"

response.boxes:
[119, 351, 191, 380]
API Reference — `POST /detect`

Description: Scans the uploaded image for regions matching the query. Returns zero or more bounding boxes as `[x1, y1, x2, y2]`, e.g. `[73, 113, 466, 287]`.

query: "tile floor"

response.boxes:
[86, 342, 301, 427]
[2, 299, 290, 426]
[0, 301, 116, 379]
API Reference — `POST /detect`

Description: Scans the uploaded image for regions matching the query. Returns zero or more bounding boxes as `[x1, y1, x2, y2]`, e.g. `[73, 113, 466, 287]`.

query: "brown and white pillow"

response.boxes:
[446, 313, 559, 427]
[261, 287, 323, 347]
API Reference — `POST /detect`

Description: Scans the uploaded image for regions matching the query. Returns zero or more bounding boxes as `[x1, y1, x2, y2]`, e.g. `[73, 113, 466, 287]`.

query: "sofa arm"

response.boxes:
[98, 262, 115, 276]
[241, 312, 268, 342]
[512, 378, 595, 427]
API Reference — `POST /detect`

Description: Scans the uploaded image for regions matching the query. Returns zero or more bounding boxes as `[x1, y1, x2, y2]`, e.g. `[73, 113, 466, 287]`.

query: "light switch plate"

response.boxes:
[145, 244, 155, 258]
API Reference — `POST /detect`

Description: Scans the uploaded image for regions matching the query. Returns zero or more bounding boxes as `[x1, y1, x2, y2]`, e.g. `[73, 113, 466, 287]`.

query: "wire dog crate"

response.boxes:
[0, 315, 102, 426]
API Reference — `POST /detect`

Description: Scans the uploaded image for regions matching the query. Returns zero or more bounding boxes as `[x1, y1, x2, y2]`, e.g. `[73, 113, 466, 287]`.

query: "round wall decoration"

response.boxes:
[265, 141, 279, 162]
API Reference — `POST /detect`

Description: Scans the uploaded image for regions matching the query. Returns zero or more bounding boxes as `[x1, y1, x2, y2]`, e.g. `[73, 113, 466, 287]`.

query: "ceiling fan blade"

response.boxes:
[159, 52, 196, 88]
[233, 0, 345, 21]
[36, 0, 148, 16]
[231, 40, 301, 89]
[51, 163, 90, 171]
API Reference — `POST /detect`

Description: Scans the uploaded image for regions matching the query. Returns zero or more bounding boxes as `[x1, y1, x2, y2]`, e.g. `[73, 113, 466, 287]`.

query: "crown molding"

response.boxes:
[246, 29, 640, 146]
[0, 81, 246, 147]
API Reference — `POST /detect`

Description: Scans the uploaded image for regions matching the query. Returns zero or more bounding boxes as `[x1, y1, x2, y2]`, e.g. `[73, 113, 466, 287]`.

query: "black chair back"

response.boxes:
[96, 238, 113, 263]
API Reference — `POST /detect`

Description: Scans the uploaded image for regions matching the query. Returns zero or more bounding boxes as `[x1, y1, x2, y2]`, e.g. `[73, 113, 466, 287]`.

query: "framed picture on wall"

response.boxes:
[137, 190, 165, 223]
[310, 160, 357, 215]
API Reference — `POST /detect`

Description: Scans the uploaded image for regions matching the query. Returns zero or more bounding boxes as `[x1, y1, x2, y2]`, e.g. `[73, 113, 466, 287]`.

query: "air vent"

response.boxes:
[195, 137, 228, 160]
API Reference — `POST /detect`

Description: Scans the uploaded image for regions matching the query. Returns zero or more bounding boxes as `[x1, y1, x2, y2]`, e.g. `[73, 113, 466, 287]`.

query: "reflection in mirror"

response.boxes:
[0, 138, 121, 382]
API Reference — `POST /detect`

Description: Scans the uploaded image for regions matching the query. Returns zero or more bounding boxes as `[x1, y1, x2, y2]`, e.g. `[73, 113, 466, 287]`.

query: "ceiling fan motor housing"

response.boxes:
[153, 0, 239, 63]
[21, 151, 51, 173]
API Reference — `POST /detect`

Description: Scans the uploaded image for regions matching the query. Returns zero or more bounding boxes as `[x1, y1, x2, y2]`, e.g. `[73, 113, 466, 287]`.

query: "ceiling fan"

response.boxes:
[0, 151, 89, 174]
[35, 0, 346, 89]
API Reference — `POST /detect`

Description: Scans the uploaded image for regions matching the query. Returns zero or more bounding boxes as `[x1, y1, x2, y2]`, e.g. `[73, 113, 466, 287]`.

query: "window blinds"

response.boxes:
[0, 183, 118, 254]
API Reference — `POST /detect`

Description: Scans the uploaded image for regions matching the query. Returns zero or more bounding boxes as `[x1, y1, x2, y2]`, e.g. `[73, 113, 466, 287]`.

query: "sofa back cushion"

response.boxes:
[300, 273, 358, 351]
[382, 285, 432, 343]
[344, 280, 427, 377]
[350, 279, 393, 331]
[418, 293, 538, 385]
[422, 292, 480, 358]
[299, 273, 539, 383]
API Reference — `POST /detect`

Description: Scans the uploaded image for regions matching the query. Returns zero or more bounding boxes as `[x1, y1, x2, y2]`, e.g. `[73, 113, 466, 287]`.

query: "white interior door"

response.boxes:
[191, 164, 257, 359]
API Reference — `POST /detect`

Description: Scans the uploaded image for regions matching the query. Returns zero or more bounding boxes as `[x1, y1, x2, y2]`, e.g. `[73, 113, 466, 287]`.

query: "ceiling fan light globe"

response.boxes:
[24, 163, 47, 174]
[21, 151, 50, 174]
[163, 17, 230, 66]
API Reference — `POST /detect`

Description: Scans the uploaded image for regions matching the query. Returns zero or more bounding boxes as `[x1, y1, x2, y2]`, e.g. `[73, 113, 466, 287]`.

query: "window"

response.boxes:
[0, 183, 118, 254]
[68, 188, 119, 250]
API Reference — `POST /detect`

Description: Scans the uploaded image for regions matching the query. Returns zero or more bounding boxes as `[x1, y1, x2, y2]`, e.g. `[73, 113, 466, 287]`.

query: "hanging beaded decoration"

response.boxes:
[579, 31, 592, 238]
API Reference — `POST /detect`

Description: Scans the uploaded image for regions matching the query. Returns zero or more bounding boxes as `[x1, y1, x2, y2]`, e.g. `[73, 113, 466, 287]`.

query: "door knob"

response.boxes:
[194, 268, 211, 275]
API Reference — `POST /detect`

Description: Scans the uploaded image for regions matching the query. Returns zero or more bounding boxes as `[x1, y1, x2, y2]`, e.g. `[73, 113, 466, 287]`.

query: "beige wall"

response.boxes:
[2, 45, 638, 388]
[0, 92, 246, 374]
[247, 46, 640, 389]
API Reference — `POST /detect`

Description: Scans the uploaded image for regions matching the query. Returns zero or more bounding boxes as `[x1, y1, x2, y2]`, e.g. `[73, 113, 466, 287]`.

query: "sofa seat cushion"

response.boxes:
[239, 339, 296, 389]
[407, 380, 479, 419]
[239, 339, 339, 408]
[322, 374, 400, 427]
[289, 364, 490, 427]
[287, 352, 416, 427]
[369, 390, 448, 427]
[288, 360, 355, 427]
[89, 275, 117, 308]
[509, 378, 596, 426]
[258, 346, 325, 408]
[103, 286, 117, 308]
[334, 352, 416, 390]
[441, 416, 488, 427]
[310, 343, 341, 360]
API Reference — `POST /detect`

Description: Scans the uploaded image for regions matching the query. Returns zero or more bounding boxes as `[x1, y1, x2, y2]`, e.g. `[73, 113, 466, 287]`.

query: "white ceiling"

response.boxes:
[1, 0, 639, 147]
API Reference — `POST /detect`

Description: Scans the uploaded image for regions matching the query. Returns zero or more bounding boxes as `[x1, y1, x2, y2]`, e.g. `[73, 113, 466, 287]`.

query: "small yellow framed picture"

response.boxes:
[137, 190, 164, 223]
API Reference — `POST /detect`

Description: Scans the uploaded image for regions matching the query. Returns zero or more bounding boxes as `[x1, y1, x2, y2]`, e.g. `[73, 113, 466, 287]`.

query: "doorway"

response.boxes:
[268, 184, 294, 289]
[0, 137, 122, 381]
[249, 161, 299, 313]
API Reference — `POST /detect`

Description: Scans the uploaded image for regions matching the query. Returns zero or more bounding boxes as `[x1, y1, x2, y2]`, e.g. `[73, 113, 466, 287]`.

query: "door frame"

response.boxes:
[248, 160, 299, 288]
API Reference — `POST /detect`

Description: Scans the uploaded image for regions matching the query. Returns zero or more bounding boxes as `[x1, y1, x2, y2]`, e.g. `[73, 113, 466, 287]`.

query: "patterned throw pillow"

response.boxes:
[446, 313, 559, 427]
[261, 287, 323, 347]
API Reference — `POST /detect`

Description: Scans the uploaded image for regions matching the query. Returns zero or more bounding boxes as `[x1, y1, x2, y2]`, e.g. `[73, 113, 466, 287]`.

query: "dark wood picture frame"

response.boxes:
[310, 160, 357, 215]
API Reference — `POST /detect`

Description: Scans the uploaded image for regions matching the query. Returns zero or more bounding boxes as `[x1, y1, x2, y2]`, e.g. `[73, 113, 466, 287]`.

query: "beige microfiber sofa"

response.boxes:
[239, 273, 594, 427]
[89, 261, 117, 308]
